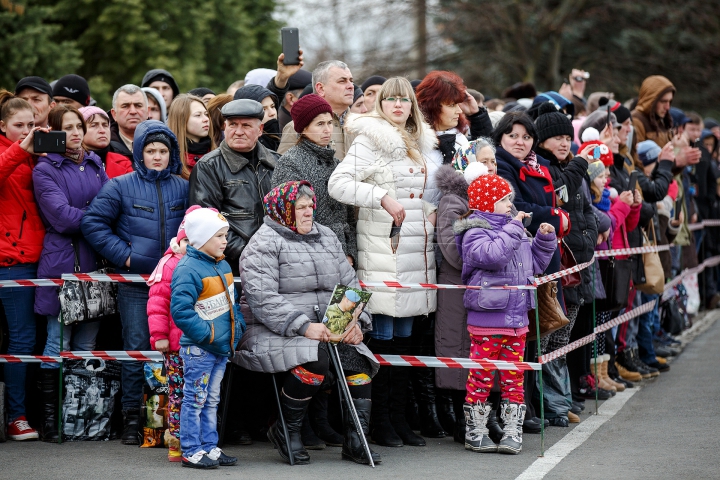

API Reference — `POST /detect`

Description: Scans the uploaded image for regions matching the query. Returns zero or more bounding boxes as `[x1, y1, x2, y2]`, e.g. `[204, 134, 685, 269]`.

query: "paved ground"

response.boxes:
[1, 312, 718, 480]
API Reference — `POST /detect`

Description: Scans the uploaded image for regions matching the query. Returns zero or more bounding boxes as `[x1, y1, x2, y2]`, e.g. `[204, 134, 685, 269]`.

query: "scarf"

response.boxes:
[263, 180, 316, 232]
[65, 147, 84, 163]
[595, 188, 611, 212]
[519, 149, 543, 175]
[187, 136, 212, 155]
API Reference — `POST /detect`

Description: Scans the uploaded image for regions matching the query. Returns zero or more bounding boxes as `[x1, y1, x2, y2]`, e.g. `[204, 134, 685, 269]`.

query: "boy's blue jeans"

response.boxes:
[179, 345, 226, 456]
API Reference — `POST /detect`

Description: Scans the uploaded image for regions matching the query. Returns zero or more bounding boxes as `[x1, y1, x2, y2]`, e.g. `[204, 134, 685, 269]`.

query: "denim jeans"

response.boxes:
[368, 314, 414, 340]
[117, 283, 151, 410]
[179, 345, 226, 456]
[0, 263, 37, 421]
[41, 315, 100, 369]
[637, 292, 660, 364]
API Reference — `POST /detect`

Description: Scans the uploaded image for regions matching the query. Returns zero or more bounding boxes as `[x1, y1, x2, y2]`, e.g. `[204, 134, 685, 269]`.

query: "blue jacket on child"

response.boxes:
[171, 245, 245, 358]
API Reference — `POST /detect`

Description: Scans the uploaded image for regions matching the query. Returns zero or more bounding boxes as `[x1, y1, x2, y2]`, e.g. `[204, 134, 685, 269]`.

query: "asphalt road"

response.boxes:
[1, 312, 718, 480]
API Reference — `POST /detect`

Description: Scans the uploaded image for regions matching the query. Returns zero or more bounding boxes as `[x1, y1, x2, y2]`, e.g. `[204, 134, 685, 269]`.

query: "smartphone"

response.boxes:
[591, 146, 602, 159]
[33, 131, 66, 153]
[674, 198, 682, 221]
[281, 27, 300, 65]
[523, 212, 533, 228]
[692, 139, 702, 149]
[389, 223, 402, 238]
[628, 171, 640, 193]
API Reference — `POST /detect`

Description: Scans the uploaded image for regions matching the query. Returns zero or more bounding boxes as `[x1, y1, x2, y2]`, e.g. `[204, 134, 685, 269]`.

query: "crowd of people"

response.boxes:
[1, 49, 719, 469]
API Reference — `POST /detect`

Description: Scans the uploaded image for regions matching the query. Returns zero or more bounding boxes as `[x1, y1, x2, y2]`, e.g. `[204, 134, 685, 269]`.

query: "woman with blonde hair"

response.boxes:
[329, 76, 437, 448]
[166, 94, 216, 179]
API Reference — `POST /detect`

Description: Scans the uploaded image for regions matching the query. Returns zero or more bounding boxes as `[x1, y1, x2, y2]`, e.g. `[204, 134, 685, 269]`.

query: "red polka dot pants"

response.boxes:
[465, 333, 526, 405]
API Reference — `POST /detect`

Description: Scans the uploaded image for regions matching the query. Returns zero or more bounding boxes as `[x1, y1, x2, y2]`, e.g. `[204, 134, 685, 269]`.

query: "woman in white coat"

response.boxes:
[329, 77, 437, 448]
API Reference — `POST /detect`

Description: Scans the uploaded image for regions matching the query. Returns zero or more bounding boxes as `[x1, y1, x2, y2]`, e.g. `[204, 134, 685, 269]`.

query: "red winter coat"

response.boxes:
[105, 151, 134, 179]
[147, 246, 184, 351]
[609, 198, 641, 259]
[0, 135, 45, 266]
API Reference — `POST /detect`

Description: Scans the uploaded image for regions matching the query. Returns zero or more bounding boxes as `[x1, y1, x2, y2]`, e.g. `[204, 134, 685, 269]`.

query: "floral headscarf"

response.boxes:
[263, 180, 316, 232]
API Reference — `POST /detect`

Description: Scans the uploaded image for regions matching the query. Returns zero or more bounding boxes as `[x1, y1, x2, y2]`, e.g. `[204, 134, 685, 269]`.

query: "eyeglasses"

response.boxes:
[382, 97, 412, 104]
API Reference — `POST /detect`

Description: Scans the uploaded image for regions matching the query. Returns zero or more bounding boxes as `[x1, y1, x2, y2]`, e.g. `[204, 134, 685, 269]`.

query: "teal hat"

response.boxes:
[344, 290, 361, 302]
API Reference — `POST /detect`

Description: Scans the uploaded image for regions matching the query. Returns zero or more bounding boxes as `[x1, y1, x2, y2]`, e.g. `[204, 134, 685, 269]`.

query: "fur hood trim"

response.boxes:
[345, 113, 437, 161]
[452, 216, 492, 235]
[435, 165, 469, 200]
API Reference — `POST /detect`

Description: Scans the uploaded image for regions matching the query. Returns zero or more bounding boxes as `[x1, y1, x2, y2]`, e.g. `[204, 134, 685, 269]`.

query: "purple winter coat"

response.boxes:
[33, 151, 109, 316]
[454, 210, 557, 329]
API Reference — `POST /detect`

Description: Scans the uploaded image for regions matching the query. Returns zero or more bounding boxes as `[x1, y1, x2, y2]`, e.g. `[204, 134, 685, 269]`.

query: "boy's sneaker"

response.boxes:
[182, 450, 219, 469]
[8, 416, 39, 441]
[208, 447, 237, 466]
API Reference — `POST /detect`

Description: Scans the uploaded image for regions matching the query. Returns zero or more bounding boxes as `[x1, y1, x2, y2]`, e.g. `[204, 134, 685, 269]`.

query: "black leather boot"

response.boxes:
[309, 389, 343, 446]
[451, 390, 466, 444]
[121, 409, 141, 445]
[435, 388, 456, 435]
[368, 339, 403, 447]
[389, 337, 426, 446]
[301, 411, 325, 450]
[40, 369, 59, 442]
[342, 398, 382, 465]
[486, 392, 504, 444]
[267, 392, 311, 465]
[414, 368, 446, 438]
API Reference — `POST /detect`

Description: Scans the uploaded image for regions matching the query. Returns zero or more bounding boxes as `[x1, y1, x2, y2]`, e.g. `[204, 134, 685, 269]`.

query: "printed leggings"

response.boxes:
[466, 333, 526, 405]
[283, 346, 371, 400]
[164, 351, 184, 440]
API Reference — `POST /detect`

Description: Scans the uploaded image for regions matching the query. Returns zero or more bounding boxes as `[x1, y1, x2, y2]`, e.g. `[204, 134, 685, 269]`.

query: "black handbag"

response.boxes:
[59, 241, 118, 325]
[660, 297, 685, 336]
[595, 258, 632, 312]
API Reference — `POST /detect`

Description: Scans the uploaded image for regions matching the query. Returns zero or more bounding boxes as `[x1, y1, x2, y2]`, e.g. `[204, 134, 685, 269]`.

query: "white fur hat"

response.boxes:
[184, 207, 229, 249]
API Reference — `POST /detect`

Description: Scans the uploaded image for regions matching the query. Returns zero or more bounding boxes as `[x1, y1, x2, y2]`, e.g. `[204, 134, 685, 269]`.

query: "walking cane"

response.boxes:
[314, 306, 375, 468]
[271, 373, 294, 466]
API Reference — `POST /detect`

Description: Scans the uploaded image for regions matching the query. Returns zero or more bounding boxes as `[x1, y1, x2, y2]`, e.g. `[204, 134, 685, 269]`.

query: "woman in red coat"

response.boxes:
[79, 106, 133, 179]
[0, 90, 46, 441]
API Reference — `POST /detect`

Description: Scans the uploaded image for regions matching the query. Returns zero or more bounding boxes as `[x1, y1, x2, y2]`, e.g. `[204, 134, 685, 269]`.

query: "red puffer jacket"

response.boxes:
[106, 151, 134, 179]
[0, 135, 45, 266]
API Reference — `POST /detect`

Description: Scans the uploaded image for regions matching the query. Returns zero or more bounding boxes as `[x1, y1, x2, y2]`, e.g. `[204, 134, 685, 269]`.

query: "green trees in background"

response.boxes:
[1, 0, 281, 108]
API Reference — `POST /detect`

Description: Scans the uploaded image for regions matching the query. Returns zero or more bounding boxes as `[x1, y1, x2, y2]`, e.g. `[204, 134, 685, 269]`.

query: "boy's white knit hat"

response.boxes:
[184, 206, 229, 248]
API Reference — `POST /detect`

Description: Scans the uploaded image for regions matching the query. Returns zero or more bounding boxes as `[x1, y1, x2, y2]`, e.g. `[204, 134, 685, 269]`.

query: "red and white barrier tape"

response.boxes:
[61, 350, 164, 362]
[539, 333, 596, 364]
[0, 355, 62, 364]
[373, 354, 540, 371]
[0, 279, 64, 288]
[593, 244, 671, 257]
[662, 254, 720, 300]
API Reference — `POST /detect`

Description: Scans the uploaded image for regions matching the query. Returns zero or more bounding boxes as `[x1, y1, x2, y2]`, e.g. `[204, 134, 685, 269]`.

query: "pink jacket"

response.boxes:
[609, 199, 641, 259]
[147, 246, 184, 351]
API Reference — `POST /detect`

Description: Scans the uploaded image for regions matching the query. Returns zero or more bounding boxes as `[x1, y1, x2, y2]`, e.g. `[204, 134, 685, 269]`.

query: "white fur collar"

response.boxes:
[345, 113, 438, 162]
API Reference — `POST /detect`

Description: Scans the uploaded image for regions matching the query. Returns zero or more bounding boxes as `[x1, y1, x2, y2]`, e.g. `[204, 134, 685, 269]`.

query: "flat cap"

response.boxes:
[221, 99, 264, 121]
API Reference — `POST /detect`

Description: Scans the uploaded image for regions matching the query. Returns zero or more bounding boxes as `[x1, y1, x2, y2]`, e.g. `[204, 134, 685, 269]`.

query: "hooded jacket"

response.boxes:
[631, 76, 676, 146]
[141, 69, 180, 98]
[0, 135, 45, 266]
[33, 150, 109, 316]
[171, 246, 244, 358]
[147, 245, 184, 351]
[434, 165, 471, 390]
[454, 210, 556, 329]
[141, 87, 167, 123]
[81, 121, 189, 274]
[328, 113, 438, 317]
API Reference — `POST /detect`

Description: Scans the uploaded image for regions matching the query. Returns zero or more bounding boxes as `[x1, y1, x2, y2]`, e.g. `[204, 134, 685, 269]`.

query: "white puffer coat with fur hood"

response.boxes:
[329, 113, 438, 317]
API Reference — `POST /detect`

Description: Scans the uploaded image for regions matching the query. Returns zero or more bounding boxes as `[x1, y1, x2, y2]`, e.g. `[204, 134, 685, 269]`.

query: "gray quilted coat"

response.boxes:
[236, 216, 379, 375]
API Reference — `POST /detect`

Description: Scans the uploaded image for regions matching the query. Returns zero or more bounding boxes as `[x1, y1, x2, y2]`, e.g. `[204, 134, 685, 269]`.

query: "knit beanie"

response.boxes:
[144, 132, 172, 150]
[184, 207, 229, 248]
[579, 110, 618, 141]
[637, 140, 662, 166]
[361, 75, 386, 92]
[52, 74, 91, 107]
[353, 85, 364, 104]
[467, 174, 513, 213]
[188, 87, 215, 98]
[587, 160, 605, 182]
[597, 97, 631, 125]
[534, 102, 574, 144]
[79, 106, 108, 122]
[579, 128, 613, 167]
[291, 94, 333, 133]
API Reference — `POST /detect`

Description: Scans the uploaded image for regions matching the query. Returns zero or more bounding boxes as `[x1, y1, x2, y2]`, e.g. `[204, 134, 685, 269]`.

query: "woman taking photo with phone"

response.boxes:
[32, 105, 109, 442]
[166, 94, 216, 180]
[0, 90, 46, 441]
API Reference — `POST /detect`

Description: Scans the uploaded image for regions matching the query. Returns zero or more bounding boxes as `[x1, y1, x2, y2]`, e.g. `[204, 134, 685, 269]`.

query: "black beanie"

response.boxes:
[52, 74, 91, 106]
[598, 97, 631, 124]
[534, 103, 574, 144]
[188, 87, 215, 98]
[361, 75, 386, 92]
[353, 85, 363, 104]
[144, 132, 172, 150]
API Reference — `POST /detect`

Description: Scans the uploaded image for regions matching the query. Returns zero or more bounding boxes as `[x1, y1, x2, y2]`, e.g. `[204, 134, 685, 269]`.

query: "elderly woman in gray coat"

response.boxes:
[238, 180, 380, 466]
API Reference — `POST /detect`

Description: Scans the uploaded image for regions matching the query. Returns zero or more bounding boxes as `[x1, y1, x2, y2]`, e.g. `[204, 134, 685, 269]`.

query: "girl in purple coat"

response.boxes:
[453, 173, 556, 455]
[32, 105, 109, 441]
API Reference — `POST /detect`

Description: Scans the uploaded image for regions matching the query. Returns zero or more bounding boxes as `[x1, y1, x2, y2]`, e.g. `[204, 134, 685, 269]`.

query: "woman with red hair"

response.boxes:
[416, 71, 493, 204]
